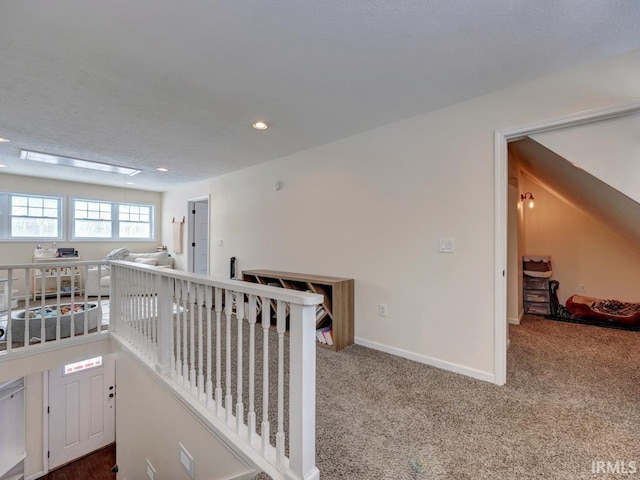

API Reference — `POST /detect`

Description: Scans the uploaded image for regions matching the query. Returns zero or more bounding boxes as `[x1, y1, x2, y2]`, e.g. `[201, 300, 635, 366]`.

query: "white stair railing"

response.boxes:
[0, 261, 109, 357]
[108, 261, 322, 480]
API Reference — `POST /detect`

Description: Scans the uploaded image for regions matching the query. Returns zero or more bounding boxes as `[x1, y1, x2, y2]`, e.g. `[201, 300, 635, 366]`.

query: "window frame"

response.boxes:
[0, 192, 64, 241]
[71, 197, 155, 242]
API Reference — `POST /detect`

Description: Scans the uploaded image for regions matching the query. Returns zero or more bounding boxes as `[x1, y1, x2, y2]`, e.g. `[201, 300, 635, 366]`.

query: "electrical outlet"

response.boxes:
[439, 238, 455, 253]
[378, 304, 388, 316]
[579, 284, 586, 293]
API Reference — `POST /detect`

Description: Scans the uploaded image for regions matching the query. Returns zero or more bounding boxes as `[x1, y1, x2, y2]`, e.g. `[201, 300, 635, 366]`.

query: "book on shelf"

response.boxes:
[323, 328, 333, 346]
[315, 306, 327, 327]
[316, 326, 332, 345]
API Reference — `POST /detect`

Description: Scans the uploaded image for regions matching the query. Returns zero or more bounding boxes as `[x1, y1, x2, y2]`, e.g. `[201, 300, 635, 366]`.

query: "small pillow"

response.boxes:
[135, 257, 158, 266]
[105, 247, 130, 261]
[127, 251, 169, 265]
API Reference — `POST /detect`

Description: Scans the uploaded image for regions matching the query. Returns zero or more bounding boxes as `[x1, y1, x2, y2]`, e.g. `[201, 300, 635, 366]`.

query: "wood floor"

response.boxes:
[41, 444, 116, 480]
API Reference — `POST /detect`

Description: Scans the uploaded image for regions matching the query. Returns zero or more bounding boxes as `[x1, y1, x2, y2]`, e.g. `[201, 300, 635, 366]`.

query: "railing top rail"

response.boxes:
[0, 260, 109, 270]
[110, 260, 324, 307]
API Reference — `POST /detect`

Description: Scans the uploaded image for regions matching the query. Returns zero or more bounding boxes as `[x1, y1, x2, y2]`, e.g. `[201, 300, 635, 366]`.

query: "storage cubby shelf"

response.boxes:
[242, 270, 354, 351]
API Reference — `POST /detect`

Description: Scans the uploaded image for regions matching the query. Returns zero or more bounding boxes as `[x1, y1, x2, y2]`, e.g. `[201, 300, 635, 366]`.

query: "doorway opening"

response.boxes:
[494, 99, 640, 385]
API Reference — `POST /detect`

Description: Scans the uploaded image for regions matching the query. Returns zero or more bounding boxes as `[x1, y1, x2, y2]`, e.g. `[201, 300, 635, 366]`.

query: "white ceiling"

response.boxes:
[1, 1, 639, 191]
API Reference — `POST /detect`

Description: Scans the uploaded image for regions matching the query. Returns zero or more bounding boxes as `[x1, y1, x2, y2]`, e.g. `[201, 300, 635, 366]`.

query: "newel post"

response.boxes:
[287, 302, 320, 480]
[156, 275, 173, 375]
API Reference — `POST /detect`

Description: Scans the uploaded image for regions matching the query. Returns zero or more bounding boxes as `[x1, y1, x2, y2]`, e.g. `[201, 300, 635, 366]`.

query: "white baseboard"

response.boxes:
[26, 471, 45, 480]
[354, 337, 495, 384]
[508, 308, 524, 325]
[221, 471, 259, 480]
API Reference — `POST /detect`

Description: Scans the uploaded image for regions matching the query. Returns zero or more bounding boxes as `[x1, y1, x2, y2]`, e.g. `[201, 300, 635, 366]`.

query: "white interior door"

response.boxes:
[189, 198, 209, 275]
[48, 354, 115, 470]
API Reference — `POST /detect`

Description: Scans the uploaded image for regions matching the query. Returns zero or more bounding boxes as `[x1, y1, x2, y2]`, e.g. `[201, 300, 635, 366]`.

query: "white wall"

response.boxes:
[532, 113, 640, 204]
[116, 351, 252, 480]
[162, 48, 640, 381]
[522, 175, 640, 304]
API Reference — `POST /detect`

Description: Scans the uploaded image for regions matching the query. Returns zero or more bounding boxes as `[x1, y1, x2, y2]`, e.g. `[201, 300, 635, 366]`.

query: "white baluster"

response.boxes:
[215, 287, 223, 415]
[247, 294, 257, 445]
[83, 265, 89, 336]
[236, 291, 245, 434]
[205, 286, 214, 408]
[225, 289, 233, 425]
[69, 274, 75, 340]
[55, 270, 61, 341]
[190, 282, 197, 395]
[39, 272, 46, 343]
[197, 284, 205, 402]
[276, 300, 286, 467]
[23, 269, 31, 347]
[261, 298, 271, 456]
[175, 280, 183, 384]
[182, 280, 189, 388]
[170, 277, 177, 379]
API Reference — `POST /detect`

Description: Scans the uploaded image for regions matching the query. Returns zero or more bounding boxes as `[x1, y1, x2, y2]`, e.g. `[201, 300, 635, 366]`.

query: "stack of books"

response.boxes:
[316, 327, 333, 346]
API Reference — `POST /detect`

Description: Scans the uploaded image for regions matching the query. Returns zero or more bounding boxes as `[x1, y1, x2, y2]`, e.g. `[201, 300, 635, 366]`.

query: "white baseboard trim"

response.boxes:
[354, 337, 495, 384]
[508, 316, 520, 325]
[26, 471, 45, 480]
[222, 471, 259, 480]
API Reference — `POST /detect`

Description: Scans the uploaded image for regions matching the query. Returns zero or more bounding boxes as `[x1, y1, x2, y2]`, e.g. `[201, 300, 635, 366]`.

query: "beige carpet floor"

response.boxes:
[282, 314, 640, 480]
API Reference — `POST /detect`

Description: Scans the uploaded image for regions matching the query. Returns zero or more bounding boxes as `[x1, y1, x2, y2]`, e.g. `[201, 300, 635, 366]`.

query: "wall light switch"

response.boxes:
[217, 239, 223, 247]
[439, 238, 455, 253]
[179, 443, 194, 479]
[146, 459, 156, 480]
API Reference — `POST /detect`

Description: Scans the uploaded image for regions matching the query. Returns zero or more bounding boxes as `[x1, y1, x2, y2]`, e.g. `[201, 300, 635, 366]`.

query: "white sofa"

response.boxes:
[85, 250, 175, 297]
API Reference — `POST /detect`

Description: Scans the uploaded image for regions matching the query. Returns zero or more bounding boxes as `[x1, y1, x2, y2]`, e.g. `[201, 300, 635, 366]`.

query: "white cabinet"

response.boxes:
[32, 257, 83, 300]
[0, 378, 25, 480]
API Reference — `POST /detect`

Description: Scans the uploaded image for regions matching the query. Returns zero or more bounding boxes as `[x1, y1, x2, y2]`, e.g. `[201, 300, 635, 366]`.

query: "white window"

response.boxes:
[0, 193, 63, 240]
[64, 356, 103, 375]
[72, 198, 154, 241]
[119, 203, 152, 239]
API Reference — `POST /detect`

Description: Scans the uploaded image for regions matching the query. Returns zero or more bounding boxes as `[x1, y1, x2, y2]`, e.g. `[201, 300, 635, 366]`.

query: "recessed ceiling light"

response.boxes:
[126, 181, 135, 185]
[0, 164, 7, 168]
[156, 167, 169, 172]
[0, 137, 10, 143]
[19, 149, 142, 176]
[252, 121, 268, 130]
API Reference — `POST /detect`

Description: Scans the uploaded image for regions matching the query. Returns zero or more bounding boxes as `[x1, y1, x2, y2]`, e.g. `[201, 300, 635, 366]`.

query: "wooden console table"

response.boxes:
[242, 269, 354, 351]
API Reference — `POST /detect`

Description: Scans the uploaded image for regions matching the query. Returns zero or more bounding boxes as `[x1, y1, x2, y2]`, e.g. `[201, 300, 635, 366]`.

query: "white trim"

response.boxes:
[493, 98, 640, 386]
[222, 471, 260, 480]
[354, 337, 495, 384]
[43, 371, 49, 476]
[187, 194, 210, 275]
[0, 331, 109, 363]
[507, 316, 520, 325]
[26, 471, 45, 480]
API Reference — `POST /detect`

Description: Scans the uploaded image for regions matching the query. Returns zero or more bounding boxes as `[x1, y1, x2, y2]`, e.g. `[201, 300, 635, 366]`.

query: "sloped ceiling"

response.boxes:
[1, 1, 639, 191]
[510, 124, 640, 247]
